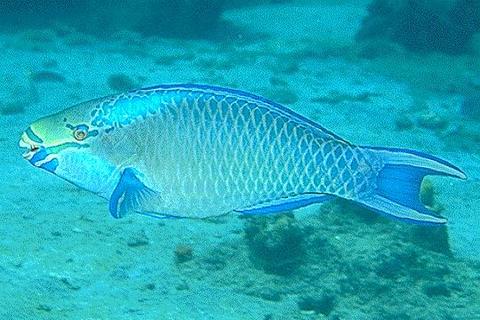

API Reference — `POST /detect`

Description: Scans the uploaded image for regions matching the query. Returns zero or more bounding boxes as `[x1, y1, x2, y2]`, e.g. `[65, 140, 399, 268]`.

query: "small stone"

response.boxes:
[37, 304, 52, 312]
[72, 227, 83, 233]
[42, 59, 58, 69]
[107, 73, 136, 92]
[154, 55, 178, 66]
[59, 276, 81, 291]
[298, 293, 335, 316]
[461, 94, 480, 120]
[0, 102, 25, 115]
[269, 76, 288, 87]
[258, 288, 281, 302]
[174, 244, 193, 264]
[417, 113, 448, 130]
[395, 114, 414, 130]
[127, 230, 149, 247]
[144, 283, 156, 291]
[31, 70, 66, 83]
[175, 280, 190, 291]
[264, 87, 299, 105]
[423, 283, 450, 297]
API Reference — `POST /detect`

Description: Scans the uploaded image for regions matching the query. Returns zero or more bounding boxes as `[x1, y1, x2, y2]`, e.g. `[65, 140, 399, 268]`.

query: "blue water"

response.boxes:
[1, 1, 479, 319]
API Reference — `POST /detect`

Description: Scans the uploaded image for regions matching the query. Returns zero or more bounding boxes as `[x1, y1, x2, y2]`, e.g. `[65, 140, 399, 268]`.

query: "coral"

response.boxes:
[244, 213, 304, 275]
[356, 0, 480, 55]
[174, 244, 193, 264]
[420, 178, 435, 208]
[420, 178, 444, 213]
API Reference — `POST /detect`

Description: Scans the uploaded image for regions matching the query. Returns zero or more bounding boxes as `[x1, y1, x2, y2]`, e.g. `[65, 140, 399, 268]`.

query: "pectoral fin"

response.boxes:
[109, 167, 158, 219]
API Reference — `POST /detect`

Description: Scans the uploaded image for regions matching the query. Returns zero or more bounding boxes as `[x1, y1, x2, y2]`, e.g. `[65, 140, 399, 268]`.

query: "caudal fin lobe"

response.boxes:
[359, 147, 466, 225]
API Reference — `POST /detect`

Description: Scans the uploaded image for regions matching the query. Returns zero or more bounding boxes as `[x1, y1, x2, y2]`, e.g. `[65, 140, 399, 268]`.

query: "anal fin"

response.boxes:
[235, 193, 332, 215]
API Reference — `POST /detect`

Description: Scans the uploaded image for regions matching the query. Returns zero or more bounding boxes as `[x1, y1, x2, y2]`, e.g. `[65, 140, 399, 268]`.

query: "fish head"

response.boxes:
[19, 98, 117, 194]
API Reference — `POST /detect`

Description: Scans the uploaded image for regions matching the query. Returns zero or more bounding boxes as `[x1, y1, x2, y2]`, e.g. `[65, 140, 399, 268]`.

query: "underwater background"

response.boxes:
[1, 0, 479, 319]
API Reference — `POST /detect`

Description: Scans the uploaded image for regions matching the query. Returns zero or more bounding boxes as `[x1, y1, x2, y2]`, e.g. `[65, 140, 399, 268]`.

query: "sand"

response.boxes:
[0, 2, 479, 319]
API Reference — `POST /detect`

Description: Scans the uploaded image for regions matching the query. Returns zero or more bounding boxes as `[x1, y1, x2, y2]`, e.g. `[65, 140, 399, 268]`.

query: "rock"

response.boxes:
[297, 293, 336, 316]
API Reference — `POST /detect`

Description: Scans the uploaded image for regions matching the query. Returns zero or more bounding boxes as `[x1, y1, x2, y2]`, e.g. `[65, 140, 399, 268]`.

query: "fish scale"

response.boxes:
[101, 88, 373, 216]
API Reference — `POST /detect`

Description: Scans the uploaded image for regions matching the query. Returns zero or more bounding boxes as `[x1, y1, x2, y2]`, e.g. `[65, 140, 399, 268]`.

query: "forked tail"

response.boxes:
[358, 146, 466, 225]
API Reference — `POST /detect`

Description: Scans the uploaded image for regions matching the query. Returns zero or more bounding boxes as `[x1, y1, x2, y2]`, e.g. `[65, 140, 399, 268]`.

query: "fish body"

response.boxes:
[20, 84, 466, 223]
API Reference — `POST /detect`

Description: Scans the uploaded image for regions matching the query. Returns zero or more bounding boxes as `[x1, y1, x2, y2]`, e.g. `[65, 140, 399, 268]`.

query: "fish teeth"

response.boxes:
[19, 135, 38, 159]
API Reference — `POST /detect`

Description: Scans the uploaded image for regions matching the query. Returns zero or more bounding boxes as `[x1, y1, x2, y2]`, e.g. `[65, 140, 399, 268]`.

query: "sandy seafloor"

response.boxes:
[1, 2, 480, 320]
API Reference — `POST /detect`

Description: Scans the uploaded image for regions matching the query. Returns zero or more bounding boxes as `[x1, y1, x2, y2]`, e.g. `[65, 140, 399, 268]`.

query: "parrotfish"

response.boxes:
[19, 84, 466, 223]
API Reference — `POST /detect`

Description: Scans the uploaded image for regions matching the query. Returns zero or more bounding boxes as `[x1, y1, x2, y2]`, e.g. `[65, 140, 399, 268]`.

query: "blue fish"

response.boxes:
[19, 84, 466, 224]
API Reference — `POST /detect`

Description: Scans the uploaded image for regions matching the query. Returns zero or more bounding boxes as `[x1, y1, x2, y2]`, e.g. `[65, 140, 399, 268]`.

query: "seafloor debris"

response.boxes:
[244, 213, 304, 275]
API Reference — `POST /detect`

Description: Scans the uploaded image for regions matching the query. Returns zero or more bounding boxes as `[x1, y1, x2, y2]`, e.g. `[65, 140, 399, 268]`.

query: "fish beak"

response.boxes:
[19, 132, 40, 160]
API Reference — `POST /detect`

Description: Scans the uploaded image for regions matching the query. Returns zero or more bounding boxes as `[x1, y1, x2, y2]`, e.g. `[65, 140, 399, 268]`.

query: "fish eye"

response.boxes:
[73, 128, 88, 141]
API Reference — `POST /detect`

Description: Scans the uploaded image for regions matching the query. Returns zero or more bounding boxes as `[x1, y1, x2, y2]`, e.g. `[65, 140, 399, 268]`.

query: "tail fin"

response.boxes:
[358, 146, 466, 225]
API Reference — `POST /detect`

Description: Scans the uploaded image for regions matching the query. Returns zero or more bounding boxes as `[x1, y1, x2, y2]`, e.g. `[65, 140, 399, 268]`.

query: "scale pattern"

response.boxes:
[94, 85, 381, 217]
